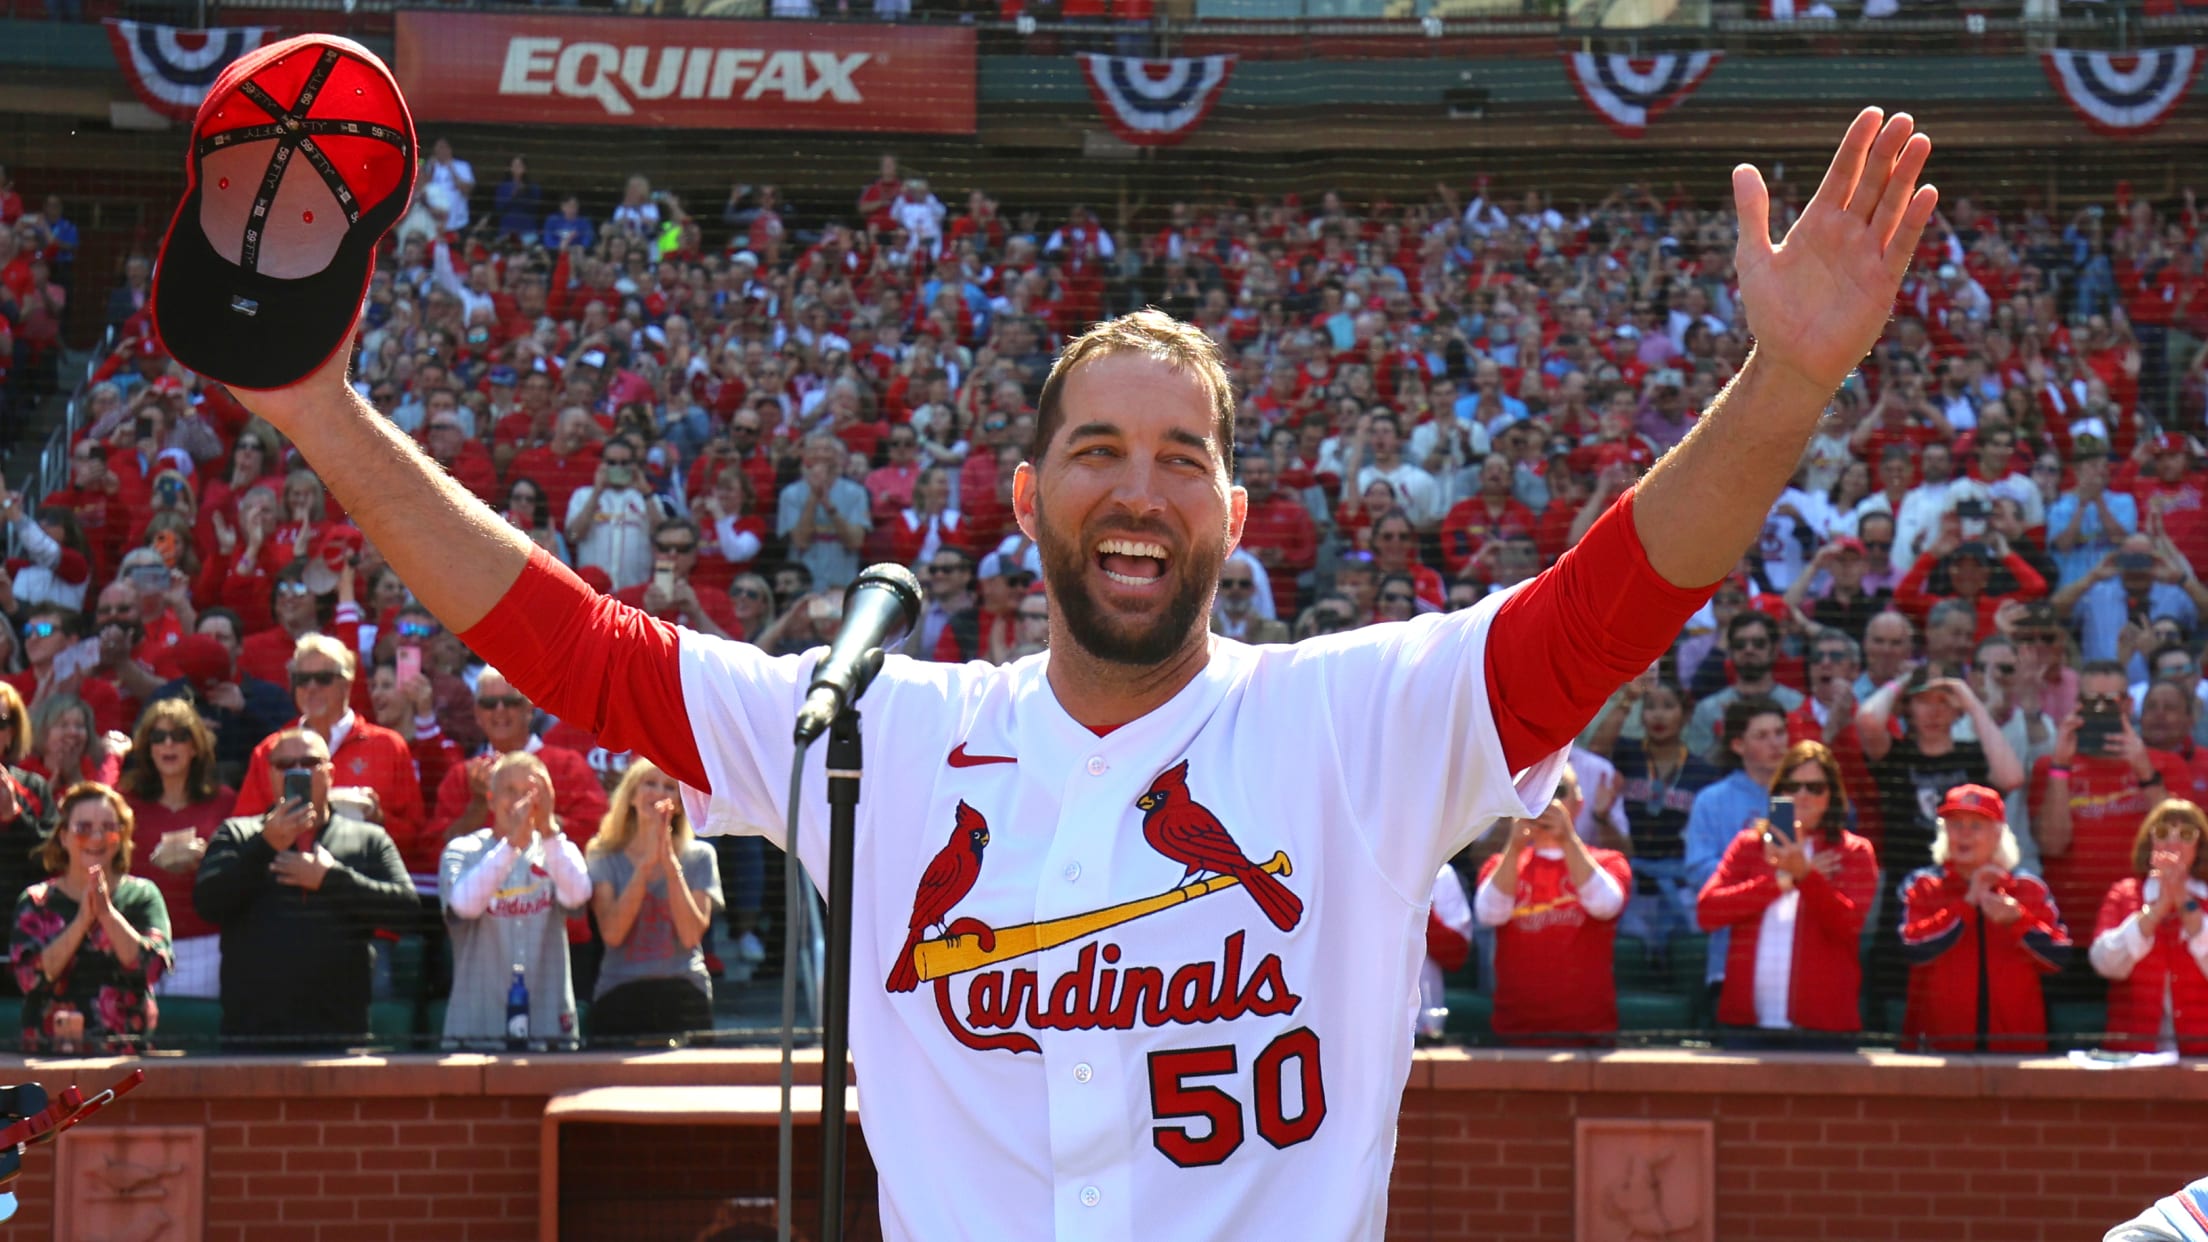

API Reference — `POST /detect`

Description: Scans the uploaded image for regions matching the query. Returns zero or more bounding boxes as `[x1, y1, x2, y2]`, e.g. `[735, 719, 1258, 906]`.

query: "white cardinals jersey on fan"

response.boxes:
[677, 589, 1565, 1242]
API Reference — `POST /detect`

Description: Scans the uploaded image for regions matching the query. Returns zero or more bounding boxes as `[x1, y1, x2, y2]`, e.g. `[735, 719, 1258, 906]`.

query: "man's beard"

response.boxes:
[1035, 502, 1222, 667]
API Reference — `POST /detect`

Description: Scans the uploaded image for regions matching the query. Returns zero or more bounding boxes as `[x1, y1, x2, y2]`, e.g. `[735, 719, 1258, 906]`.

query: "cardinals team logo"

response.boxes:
[887, 762, 1303, 1056]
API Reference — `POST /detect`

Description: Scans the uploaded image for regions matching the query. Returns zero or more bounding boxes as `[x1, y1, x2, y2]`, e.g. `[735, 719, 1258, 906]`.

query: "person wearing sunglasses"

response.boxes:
[9, 782, 173, 1054]
[610, 518, 740, 641]
[567, 433, 675, 594]
[1685, 612, 1806, 765]
[118, 700, 235, 1001]
[431, 667, 607, 863]
[1211, 554, 1287, 645]
[2089, 798, 2208, 1053]
[195, 727, 417, 1049]
[1696, 740, 1879, 1048]
[1898, 783, 2068, 1053]
[231, 635, 430, 875]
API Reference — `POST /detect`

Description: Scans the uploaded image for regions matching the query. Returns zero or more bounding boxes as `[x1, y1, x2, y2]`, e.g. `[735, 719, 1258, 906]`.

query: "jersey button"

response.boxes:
[1086, 756, 1107, 776]
[1080, 1186, 1101, 1207]
[1073, 1062, 1093, 1083]
[1063, 862, 1081, 883]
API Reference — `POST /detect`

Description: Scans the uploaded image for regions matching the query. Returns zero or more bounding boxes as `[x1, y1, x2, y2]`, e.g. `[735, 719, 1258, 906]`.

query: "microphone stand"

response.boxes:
[817, 703, 863, 1242]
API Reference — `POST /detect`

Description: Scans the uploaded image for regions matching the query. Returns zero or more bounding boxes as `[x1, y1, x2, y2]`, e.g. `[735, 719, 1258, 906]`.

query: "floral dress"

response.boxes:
[10, 876, 174, 1053]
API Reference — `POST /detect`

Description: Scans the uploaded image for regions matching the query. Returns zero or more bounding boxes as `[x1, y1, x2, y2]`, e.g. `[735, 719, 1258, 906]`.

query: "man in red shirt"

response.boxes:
[1892, 532, 2046, 643]
[611, 518, 744, 639]
[2031, 660, 2191, 962]
[233, 634, 429, 873]
[1474, 766, 1632, 1045]
[1232, 455, 1317, 616]
[2129, 434, 2208, 576]
[421, 406, 497, 504]
[430, 668, 608, 852]
[509, 407, 603, 522]
[1439, 455, 1538, 578]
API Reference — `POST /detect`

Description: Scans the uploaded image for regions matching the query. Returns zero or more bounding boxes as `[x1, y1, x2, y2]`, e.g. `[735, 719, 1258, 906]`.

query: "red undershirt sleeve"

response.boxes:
[1486, 487, 1719, 773]
[456, 544, 710, 792]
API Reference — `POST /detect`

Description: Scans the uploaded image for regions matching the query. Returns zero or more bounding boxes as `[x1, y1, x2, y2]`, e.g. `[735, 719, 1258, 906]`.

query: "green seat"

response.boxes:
[386, 936, 427, 999]
[1667, 934, 1710, 1027]
[2049, 1001, 2107, 1050]
[1613, 935, 1665, 991]
[1616, 989, 1695, 1034]
[0, 996, 20, 1042]
[1441, 988, 1492, 1041]
[424, 1000, 449, 1045]
[368, 999, 415, 1045]
[156, 997, 223, 1051]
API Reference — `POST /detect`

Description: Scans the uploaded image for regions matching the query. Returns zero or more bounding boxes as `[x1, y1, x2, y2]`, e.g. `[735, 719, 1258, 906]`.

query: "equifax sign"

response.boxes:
[395, 13, 976, 134]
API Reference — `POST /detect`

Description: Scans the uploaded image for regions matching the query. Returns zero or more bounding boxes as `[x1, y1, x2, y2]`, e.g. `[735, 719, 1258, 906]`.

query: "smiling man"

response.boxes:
[226, 109, 1934, 1242]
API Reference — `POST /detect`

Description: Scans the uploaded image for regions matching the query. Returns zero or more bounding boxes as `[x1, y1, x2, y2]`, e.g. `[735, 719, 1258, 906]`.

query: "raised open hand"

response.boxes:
[1733, 108, 1937, 395]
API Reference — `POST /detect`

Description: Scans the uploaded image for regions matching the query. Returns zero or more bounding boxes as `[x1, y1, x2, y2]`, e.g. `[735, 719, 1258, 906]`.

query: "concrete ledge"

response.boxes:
[4, 1046, 2204, 1104]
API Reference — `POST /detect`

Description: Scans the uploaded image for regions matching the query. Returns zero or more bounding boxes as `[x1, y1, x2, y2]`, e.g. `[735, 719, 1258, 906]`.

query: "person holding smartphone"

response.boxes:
[1696, 740, 1880, 1048]
[193, 728, 416, 1049]
[565, 434, 671, 593]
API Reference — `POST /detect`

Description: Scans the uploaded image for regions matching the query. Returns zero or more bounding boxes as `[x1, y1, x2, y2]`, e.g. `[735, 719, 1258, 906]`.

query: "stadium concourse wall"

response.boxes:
[0, 1049, 2198, 1240]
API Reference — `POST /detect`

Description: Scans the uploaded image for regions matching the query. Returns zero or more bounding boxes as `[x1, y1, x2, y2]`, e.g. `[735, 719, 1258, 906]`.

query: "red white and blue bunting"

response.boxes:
[1078, 54, 1237, 148]
[104, 19, 276, 121]
[2041, 47, 2198, 138]
[1561, 51, 1723, 138]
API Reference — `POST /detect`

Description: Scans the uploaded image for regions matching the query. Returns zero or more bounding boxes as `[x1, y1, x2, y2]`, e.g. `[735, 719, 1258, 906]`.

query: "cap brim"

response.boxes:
[153, 181, 379, 391]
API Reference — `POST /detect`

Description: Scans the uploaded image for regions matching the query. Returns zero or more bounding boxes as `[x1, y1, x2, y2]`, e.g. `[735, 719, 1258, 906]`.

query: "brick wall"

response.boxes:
[0, 1050, 2199, 1241]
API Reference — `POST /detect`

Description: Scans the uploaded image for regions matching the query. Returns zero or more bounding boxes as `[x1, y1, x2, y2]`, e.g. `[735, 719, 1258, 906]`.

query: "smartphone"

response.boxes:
[653, 557, 677, 599]
[2079, 701, 2122, 755]
[395, 644, 422, 688]
[1767, 798, 1797, 846]
[130, 564, 171, 593]
[51, 637, 101, 682]
[282, 769, 313, 808]
[133, 415, 154, 442]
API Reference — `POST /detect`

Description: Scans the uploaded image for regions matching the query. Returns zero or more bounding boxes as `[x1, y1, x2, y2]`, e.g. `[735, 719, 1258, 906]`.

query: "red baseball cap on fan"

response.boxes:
[151, 33, 415, 391]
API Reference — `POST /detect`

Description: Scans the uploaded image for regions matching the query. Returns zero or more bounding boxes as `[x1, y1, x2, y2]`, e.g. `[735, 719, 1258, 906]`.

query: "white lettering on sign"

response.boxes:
[496, 37, 874, 115]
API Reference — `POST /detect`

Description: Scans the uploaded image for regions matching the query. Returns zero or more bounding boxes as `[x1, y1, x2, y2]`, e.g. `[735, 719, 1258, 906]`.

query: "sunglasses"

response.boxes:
[143, 727, 195, 746]
[1220, 579, 1254, 591]
[290, 670, 344, 688]
[1811, 649, 1851, 664]
[1861, 541, 1893, 554]
[22, 622, 59, 639]
[269, 756, 324, 772]
[276, 582, 313, 598]
[476, 694, 530, 711]
[1381, 592, 1416, 605]
[928, 565, 966, 576]
[732, 587, 769, 601]
[1773, 780, 1830, 796]
[1731, 636, 1772, 651]
[1988, 663, 2018, 676]
[395, 620, 441, 640]
[67, 822, 120, 840]
[2153, 823, 2204, 842]
[654, 541, 697, 555]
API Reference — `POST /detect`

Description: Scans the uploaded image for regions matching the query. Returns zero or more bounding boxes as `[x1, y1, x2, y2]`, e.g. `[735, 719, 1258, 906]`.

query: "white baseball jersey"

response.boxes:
[677, 590, 1566, 1241]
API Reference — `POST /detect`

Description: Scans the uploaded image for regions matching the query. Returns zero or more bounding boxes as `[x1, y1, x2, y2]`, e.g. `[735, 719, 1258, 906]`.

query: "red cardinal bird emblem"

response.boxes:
[1137, 760, 1302, 933]
[886, 801, 991, 992]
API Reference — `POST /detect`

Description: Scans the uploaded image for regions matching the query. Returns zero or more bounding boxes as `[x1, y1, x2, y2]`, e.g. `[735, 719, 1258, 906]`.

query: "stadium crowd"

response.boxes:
[4, 146, 2208, 1053]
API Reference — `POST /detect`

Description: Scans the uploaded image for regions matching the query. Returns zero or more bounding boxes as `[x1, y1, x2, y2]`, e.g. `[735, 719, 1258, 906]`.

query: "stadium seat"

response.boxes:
[1613, 934, 1666, 991]
[1442, 988, 1492, 1041]
[0, 997, 20, 1040]
[156, 997, 223, 1051]
[2047, 1001, 2108, 1050]
[368, 1000, 415, 1045]
[1667, 934, 1710, 1027]
[1616, 990, 1695, 1034]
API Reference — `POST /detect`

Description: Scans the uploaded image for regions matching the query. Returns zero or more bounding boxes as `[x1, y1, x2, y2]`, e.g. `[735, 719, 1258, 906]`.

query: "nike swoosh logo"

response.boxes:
[947, 744, 1017, 768]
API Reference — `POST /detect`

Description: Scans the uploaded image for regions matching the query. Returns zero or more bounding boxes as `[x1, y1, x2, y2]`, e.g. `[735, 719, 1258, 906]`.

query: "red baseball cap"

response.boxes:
[1936, 783, 2005, 822]
[2151, 433, 2194, 458]
[1828, 535, 1867, 557]
[152, 33, 416, 391]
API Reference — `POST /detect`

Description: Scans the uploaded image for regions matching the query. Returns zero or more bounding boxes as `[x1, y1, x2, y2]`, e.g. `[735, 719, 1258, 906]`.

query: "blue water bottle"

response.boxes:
[506, 964, 529, 1051]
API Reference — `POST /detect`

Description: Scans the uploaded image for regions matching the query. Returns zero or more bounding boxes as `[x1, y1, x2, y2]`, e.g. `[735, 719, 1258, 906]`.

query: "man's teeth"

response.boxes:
[1098, 538, 1169, 560]
[1104, 567, 1152, 586]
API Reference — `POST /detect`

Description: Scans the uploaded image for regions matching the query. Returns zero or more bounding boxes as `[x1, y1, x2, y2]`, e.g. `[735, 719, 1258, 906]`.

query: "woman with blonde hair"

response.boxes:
[24, 693, 116, 788]
[2091, 798, 2208, 1053]
[8, 783, 172, 1052]
[119, 700, 235, 998]
[585, 759, 720, 1044]
[438, 751, 590, 1050]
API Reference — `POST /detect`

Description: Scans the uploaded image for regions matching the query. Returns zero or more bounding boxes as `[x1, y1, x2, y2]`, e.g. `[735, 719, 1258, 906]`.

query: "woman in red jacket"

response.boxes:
[1898, 783, 2070, 1052]
[1696, 740, 1881, 1048]
[2089, 798, 2208, 1054]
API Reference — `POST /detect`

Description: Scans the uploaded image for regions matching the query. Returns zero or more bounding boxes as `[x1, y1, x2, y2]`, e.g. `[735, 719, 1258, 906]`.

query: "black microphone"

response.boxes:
[793, 563, 923, 744]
